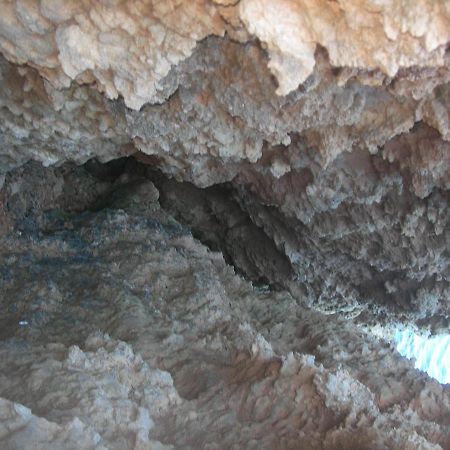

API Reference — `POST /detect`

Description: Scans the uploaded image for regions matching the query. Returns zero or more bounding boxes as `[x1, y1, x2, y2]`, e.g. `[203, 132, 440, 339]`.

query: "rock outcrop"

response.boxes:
[0, 2, 449, 447]
[1, 28, 449, 329]
[0, 164, 449, 449]
[3, 1, 450, 108]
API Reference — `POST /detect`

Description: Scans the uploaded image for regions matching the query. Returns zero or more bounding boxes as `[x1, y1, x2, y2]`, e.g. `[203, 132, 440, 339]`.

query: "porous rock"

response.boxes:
[0, 2, 450, 448]
[0, 168, 448, 449]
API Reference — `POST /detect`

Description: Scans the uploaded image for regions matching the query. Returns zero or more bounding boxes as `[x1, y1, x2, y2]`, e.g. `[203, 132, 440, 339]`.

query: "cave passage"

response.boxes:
[1, 2, 450, 442]
[0, 154, 449, 449]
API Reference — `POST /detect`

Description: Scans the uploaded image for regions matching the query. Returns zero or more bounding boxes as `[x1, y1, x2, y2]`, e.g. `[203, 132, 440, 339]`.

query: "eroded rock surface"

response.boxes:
[0, 2, 450, 447]
[1, 32, 449, 330]
[0, 166, 449, 449]
[2, 0, 450, 107]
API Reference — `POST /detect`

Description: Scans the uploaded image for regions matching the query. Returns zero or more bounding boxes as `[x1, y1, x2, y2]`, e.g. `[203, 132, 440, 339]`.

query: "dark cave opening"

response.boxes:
[1, 156, 448, 385]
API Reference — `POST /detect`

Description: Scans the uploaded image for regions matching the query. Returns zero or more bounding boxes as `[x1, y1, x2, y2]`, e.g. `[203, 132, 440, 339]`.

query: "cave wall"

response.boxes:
[3, 0, 449, 331]
[0, 2, 450, 447]
[0, 162, 448, 449]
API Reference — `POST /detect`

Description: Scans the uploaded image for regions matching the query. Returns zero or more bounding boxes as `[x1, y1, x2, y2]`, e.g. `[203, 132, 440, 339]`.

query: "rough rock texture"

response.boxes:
[150, 166, 450, 333]
[3, 0, 450, 108]
[239, 0, 450, 95]
[0, 0, 227, 109]
[0, 3, 450, 445]
[0, 164, 449, 449]
[1, 32, 449, 330]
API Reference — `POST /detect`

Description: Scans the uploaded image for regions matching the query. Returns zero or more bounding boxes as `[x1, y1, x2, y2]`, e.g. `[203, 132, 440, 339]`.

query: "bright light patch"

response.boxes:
[394, 329, 450, 384]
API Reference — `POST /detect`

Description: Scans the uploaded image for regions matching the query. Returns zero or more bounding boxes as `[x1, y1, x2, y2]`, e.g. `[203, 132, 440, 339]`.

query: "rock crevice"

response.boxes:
[0, 1, 450, 448]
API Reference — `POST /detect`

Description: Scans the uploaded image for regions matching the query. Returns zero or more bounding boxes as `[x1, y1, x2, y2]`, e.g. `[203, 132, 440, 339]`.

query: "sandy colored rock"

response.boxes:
[0, 168, 448, 449]
[0, 0, 227, 109]
[2, 0, 450, 107]
[0, 4, 449, 447]
[240, 0, 450, 95]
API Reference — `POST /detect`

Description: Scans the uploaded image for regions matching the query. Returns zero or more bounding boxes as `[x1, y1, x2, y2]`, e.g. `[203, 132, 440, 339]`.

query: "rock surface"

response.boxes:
[0, 164, 449, 449]
[1, 31, 449, 329]
[0, 3, 450, 446]
[2, 1, 450, 108]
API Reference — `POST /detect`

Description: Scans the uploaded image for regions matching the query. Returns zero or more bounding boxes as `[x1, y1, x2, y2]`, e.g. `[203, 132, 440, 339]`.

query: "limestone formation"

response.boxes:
[2, 0, 450, 108]
[0, 165, 449, 449]
[0, 1, 450, 448]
